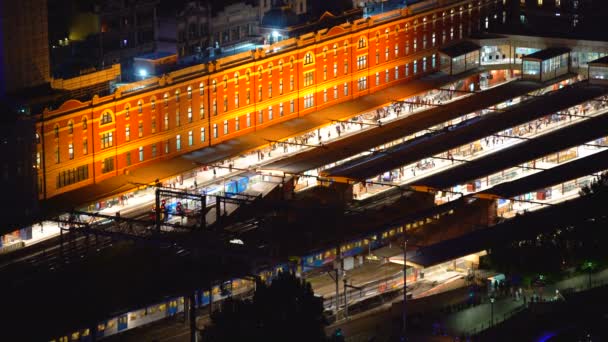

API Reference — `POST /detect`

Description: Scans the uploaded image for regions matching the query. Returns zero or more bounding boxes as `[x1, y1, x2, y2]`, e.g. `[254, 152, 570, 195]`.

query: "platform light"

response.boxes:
[229, 238, 244, 245]
[138, 69, 148, 77]
[272, 30, 279, 38]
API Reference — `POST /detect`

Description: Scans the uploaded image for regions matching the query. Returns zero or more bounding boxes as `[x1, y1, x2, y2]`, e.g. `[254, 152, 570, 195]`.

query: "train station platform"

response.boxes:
[407, 176, 607, 269]
[484, 148, 608, 199]
[414, 110, 608, 190]
[325, 80, 608, 181]
[409, 147, 608, 268]
[41, 71, 478, 217]
[263, 75, 544, 175]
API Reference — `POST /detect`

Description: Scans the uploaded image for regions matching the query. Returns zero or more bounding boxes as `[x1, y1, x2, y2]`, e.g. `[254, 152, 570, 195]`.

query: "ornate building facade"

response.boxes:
[35, 0, 502, 200]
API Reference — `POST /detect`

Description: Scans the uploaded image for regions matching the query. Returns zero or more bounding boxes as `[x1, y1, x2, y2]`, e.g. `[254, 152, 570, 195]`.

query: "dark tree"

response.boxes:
[203, 271, 327, 342]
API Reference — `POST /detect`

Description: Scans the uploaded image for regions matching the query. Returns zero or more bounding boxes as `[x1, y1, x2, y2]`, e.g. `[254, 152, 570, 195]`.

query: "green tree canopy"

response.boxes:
[203, 271, 327, 342]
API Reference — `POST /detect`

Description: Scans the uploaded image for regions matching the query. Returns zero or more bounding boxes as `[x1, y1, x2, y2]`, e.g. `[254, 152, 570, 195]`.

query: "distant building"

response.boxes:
[157, 1, 260, 59]
[260, 7, 362, 44]
[48, 0, 158, 82]
[0, 0, 51, 97]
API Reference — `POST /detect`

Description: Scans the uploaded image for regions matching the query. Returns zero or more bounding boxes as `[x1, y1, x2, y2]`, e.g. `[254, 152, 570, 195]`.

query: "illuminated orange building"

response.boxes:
[35, 0, 501, 200]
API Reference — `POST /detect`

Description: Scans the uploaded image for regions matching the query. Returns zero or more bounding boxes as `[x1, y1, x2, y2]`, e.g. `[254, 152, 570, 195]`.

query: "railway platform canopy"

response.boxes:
[439, 40, 481, 75]
[414, 110, 608, 190]
[589, 55, 608, 85]
[522, 47, 571, 82]
[408, 150, 608, 268]
[323, 80, 606, 182]
[263, 75, 544, 177]
[482, 148, 608, 200]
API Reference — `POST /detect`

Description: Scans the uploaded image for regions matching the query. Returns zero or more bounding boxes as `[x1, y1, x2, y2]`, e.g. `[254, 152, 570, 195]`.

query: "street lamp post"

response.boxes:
[490, 296, 495, 327]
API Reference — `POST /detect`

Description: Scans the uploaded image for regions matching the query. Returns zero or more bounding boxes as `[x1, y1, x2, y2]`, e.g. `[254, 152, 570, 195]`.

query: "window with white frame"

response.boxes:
[304, 94, 314, 108]
[357, 77, 367, 91]
[357, 55, 367, 70]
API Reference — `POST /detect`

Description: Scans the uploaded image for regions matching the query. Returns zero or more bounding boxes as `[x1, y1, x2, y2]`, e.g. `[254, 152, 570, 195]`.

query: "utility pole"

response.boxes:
[335, 243, 342, 318]
[402, 238, 407, 341]
[335, 264, 340, 317]
[343, 273, 348, 320]
[190, 292, 197, 342]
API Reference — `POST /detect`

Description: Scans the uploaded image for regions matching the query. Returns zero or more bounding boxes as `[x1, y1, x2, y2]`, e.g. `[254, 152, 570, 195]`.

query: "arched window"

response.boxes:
[290, 57, 295, 69]
[175, 90, 180, 102]
[234, 72, 239, 85]
[278, 60, 283, 72]
[164, 93, 169, 106]
[358, 37, 367, 48]
[138, 100, 143, 113]
[101, 112, 113, 125]
[258, 67, 263, 80]
[199, 82, 205, 96]
[54, 125, 59, 138]
[304, 52, 314, 65]
[343, 41, 348, 53]
[212, 79, 217, 93]
[187, 86, 192, 99]
[67, 120, 74, 134]
[151, 98, 156, 110]
[268, 63, 273, 76]
[333, 44, 338, 56]
[223, 76, 228, 89]
[246, 70, 251, 81]
[125, 104, 130, 118]
[323, 47, 328, 59]
[82, 117, 88, 130]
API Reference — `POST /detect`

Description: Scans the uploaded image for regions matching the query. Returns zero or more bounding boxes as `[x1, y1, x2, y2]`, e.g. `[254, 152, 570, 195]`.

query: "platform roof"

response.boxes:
[439, 41, 481, 58]
[408, 188, 606, 268]
[325, 80, 607, 181]
[485, 148, 608, 199]
[414, 111, 608, 190]
[264, 78, 547, 176]
[523, 47, 571, 61]
[589, 55, 608, 66]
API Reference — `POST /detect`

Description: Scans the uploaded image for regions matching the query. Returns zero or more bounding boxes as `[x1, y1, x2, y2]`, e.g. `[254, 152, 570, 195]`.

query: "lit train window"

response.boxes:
[426, 218, 432, 223]
[97, 324, 105, 331]
[130, 314, 137, 321]
[147, 307, 156, 314]
[419, 220, 424, 226]
[449, 209, 454, 214]
[159, 304, 166, 311]
[71, 332, 80, 340]
[307, 257, 313, 264]
[82, 329, 90, 337]
[107, 320, 116, 328]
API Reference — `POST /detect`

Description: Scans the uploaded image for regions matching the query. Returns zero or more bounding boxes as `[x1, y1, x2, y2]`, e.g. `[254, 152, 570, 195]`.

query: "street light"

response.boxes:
[490, 296, 495, 327]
